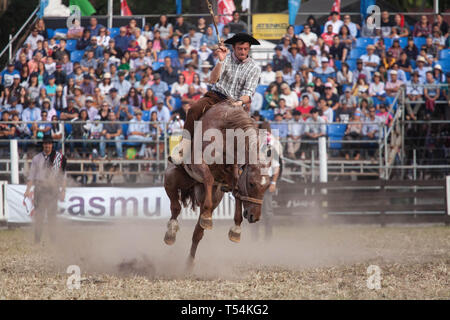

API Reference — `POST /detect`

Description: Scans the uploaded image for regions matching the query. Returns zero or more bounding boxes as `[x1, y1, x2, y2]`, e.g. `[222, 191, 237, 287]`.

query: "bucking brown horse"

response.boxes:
[163, 101, 272, 265]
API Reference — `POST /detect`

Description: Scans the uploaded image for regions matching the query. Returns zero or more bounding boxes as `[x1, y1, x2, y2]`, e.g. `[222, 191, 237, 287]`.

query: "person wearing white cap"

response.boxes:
[360, 45, 380, 73]
[99, 72, 113, 96]
[85, 96, 99, 121]
[432, 64, 445, 82]
[385, 70, 404, 97]
[313, 56, 335, 77]
[199, 61, 213, 83]
[414, 55, 432, 83]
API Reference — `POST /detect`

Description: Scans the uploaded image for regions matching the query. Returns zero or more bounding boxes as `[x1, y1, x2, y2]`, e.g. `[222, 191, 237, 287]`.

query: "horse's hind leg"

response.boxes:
[164, 188, 181, 245]
[163, 166, 188, 245]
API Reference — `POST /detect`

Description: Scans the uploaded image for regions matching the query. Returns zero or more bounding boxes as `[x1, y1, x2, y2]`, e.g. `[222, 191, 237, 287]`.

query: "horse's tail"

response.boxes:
[180, 188, 198, 211]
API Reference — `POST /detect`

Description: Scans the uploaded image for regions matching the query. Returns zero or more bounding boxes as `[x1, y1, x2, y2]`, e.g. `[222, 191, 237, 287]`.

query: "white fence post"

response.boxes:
[319, 136, 328, 183]
[0, 181, 7, 222]
[10, 140, 19, 185]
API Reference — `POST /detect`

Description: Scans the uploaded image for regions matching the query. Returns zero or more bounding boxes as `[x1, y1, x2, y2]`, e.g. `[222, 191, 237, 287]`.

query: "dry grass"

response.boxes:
[0, 222, 449, 299]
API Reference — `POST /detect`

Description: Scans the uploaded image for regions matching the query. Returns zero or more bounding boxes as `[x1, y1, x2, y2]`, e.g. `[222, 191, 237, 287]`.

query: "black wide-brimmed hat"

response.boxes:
[42, 135, 53, 144]
[224, 33, 260, 45]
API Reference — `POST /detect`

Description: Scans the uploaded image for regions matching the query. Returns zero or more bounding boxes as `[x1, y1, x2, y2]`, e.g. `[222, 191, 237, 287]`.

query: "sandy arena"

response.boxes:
[0, 220, 449, 299]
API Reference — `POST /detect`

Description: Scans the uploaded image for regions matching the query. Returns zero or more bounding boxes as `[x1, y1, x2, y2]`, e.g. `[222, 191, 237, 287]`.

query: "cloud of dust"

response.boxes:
[43, 214, 391, 280]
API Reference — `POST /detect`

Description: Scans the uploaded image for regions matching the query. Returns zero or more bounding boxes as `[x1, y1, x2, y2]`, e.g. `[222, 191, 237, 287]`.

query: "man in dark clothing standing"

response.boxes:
[24, 136, 66, 244]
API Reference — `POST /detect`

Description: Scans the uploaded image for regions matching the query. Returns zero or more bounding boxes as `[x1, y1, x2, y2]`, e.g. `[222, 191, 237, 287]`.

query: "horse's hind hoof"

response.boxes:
[228, 226, 241, 243]
[199, 216, 213, 230]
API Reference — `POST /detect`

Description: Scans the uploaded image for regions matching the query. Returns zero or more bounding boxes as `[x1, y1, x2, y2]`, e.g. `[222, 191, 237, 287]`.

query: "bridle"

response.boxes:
[233, 164, 264, 205]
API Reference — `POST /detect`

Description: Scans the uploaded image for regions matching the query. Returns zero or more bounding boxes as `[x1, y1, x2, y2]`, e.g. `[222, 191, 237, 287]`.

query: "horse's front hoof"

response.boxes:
[228, 226, 241, 243]
[164, 231, 176, 245]
[199, 216, 213, 230]
[164, 219, 179, 245]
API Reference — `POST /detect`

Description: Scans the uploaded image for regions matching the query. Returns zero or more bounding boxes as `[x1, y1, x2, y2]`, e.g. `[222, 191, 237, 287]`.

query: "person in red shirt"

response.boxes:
[181, 62, 196, 85]
[181, 85, 201, 104]
[296, 94, 314, 117]
[321, 24, 337, 47]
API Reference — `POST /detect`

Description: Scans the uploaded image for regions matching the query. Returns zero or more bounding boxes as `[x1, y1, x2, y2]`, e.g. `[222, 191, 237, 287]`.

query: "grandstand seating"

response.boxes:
[327, 124, 347, 149]
[70, 50, 85, 63]
[109, 27, 120, 38]
[413, 37, 426, 49]
[294, 25, 304, 34]
[349, 47, 366, 59]
[158, 49, 178, 62]
[439, 49, 450, 61]
[356, 37, 375, 48]
[152, 61, 164, 71]
[66, 39, 77, 51]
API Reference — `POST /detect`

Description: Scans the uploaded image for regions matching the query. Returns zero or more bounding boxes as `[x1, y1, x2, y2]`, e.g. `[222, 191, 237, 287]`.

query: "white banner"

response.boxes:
[6, 185, 171, 223]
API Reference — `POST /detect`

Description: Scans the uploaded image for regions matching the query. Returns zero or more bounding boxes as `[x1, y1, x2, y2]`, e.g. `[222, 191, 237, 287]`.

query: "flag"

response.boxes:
[38, 0, 49, 18]
[218, 0, 236, 25]
[360, 0, 376, 20]
[288, 0, 301, 26]
[329, 0, 341, 20]
[121, 0, 132, 16]
[241, 0, 250, 12]
[176, 0, 182, 14]
[69, 0, 96, 16]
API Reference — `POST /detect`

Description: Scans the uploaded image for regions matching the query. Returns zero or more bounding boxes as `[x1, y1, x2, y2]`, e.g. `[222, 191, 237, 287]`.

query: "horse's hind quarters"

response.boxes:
[199, 215, 213, 230]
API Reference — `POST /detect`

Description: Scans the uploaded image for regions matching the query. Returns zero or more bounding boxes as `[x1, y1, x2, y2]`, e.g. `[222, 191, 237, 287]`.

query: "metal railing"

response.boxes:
[0, 4, 40, 62]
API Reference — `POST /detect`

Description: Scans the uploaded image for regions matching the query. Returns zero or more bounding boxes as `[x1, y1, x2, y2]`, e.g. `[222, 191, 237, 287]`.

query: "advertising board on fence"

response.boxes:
[6, 185, 171, 223]
[252, 14, 289, 40]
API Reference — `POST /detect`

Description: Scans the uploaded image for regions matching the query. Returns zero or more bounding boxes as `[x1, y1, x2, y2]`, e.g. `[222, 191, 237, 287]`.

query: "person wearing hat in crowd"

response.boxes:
[269, 71, 289, 93]
[127, 108, 151, 158]
[352, 59, 371, 85]
[287, 46, 304, 71]
[385, 69, 404, 97]
[41, 97, 57, 121]
[85, 96, 98, 121]
[272, 45, 288, 72]
[339, 86, 358, 110]
[44, 74, 57, 99]
[360, 45, 380, 73]
[382, 51, 396, 70]
[1, 61, 20, 87]
[432, 64, 445, 83]
[60, 98, 79, 121]
[405, 70, 424, 120]
[322, 82, 340, 111]
[150, 73, 169, 102]
[113, 70, 132, 98]
[24, 135, 67, 244]
[170, 32, 262, 164]
[314, 56, 335, 77]
[369, 71, 385, 97]
[414, 56, 430, 83]
[198, 60, 213, 83]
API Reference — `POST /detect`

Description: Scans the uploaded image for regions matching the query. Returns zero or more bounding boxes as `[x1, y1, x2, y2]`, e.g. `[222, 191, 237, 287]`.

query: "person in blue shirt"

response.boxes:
[88, 17, 104, 37]
[201, 26, 218, 49]
[150, 73, 169, 101]
[271, 113, 289, 139]
[114, 97, 134, 121]
[114, 27, 134, 53]
[1, 62, 20, 87]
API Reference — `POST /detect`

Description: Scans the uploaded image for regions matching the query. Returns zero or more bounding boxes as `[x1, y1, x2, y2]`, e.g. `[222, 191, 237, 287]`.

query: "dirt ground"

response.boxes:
[0, 220, 449, 299]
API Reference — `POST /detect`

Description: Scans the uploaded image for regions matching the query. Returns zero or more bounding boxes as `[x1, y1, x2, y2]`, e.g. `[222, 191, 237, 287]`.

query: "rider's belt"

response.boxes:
[210, 90, 228, 100]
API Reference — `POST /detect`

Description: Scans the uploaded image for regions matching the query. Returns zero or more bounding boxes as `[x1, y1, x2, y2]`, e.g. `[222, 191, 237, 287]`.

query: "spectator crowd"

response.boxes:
[0, 11, 449, 163]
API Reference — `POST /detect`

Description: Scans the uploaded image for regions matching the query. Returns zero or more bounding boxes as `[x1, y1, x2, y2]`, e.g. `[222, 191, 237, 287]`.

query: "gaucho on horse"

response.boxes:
[164, 33, 277, 263]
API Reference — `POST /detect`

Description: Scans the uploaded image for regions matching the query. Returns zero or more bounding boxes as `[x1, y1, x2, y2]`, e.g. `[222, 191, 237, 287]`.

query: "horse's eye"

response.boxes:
[250, 183, 255, 188]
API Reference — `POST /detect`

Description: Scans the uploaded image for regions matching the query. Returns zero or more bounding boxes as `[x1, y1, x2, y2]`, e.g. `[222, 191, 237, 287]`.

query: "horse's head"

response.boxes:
[235, 129, 275, 223]
[236, 163, 271, 223]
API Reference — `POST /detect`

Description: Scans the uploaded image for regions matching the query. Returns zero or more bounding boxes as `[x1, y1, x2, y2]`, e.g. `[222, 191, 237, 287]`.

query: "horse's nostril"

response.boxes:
[243, 210, 248, 219]
[248, 214, 254, 223]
